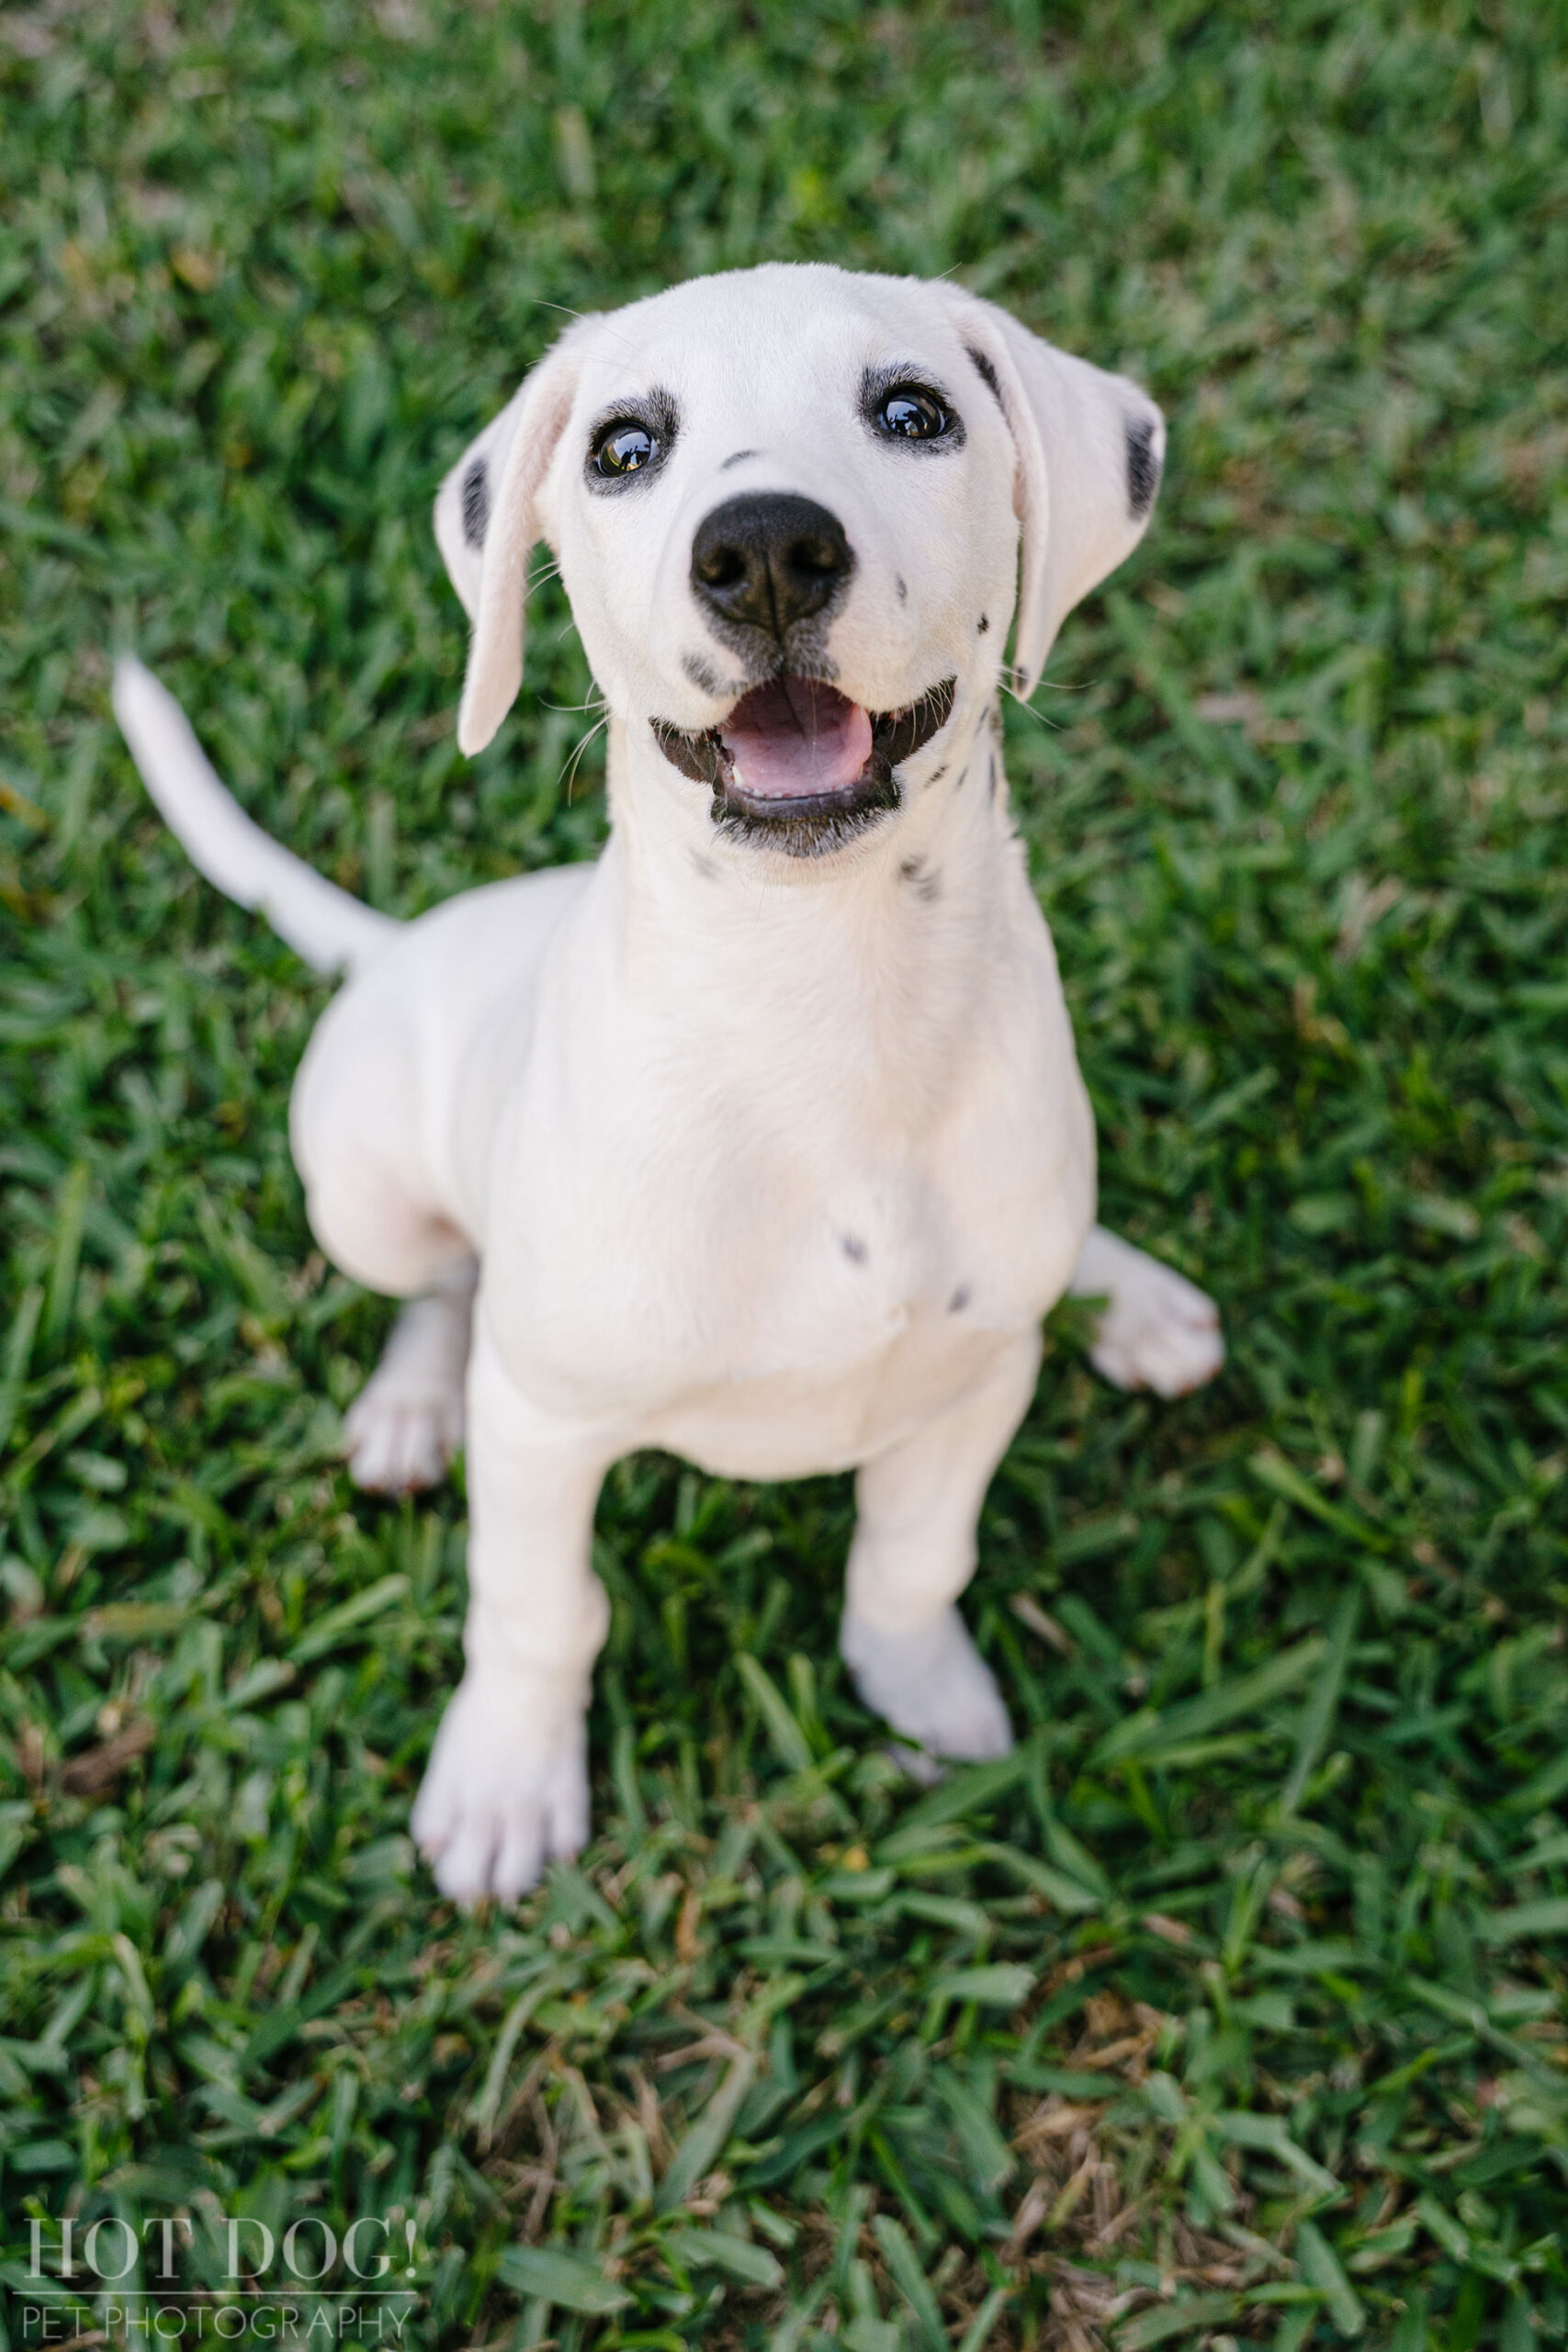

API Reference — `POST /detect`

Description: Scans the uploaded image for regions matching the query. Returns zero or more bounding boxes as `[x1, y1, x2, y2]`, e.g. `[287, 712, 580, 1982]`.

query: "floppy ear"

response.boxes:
[434, 380, 531, 628]
[433, 331, 586, 756]
[942, 291, 1165, 698]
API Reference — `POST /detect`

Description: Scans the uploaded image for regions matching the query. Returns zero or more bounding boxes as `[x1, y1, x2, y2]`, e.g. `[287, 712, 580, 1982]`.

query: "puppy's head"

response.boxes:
[436, 265, 1163, 864]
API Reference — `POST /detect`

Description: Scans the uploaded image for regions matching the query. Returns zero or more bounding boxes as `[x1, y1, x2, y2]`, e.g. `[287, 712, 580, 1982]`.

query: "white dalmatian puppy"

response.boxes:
[114, 263, 1224, 1904]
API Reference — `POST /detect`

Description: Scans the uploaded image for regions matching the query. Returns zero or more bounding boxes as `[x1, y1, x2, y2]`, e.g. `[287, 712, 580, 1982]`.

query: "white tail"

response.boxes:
[111, 656, 399, 977]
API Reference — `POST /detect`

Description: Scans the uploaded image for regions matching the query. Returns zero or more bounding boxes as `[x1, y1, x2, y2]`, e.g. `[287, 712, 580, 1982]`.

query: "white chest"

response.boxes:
[641, 1149, 1089, 1478]
[475, 808, 1096, 1471]
[487, 1005, 1093, 1474]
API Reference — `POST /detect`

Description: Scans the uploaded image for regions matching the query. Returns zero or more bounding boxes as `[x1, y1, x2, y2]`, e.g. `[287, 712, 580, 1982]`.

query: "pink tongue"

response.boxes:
[721, 677, 874, 800]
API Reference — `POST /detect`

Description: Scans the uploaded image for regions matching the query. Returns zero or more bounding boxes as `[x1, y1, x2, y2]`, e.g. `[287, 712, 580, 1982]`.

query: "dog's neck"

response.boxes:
[590, 688, 1030, 1133]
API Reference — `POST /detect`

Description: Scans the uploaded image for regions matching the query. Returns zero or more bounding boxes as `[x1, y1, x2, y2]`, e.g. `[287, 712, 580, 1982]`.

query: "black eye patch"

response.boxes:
[860, 366, 964, 451]
[584, 387, 680, 492]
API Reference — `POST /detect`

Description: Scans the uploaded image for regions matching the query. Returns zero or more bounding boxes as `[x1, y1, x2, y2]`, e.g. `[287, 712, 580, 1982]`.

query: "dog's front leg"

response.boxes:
[1067, 1224, 1224, 1398]
[840, 1335, 1041, 1768]
[412, 1313, 613, 1905]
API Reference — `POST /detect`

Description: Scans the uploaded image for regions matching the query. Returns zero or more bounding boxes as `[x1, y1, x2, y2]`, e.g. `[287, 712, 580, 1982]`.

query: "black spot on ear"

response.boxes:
[977, 613, 989, 634]
[840, 1233, 868, 1265]
[948, 1283, 971, 1314]
[1126, 415, 1161, 518]
[966, 346, 1004, 408]
[461, 458, 489, 548]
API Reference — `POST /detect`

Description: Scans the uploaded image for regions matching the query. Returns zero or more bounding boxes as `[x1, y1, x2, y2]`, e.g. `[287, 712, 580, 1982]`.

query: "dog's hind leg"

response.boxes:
[1067, 1224, 1224, 1398]
[840, 1333, 1041, 1770]
[291, 977, 482, 1491]
[344, 1261, 477, 1492]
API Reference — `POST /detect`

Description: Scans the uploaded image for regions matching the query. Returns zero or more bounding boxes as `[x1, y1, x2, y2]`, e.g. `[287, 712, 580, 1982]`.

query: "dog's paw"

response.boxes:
[412, 1673, 589, 1905]
[841, 1605, 1014, 1764]
[1085, 1247, 1224, 1399]
[344, 1372, 463, 1492]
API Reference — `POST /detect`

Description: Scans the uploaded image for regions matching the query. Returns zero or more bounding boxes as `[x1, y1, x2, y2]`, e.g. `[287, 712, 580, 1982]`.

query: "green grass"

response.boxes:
[3, 1, 1568, 2346]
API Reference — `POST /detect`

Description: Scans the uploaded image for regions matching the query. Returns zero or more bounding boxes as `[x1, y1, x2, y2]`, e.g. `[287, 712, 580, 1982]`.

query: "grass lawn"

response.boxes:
[3, 0, 1568, 2345]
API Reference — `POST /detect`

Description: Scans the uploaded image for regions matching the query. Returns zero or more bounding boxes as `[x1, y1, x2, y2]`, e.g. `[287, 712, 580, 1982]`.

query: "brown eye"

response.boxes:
[593, 420, 658, 476]
[877, 387, 950, 440]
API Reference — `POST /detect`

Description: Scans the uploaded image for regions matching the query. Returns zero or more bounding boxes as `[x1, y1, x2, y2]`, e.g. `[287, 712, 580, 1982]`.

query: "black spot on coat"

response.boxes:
[682, 650, 725, 695]
[1126, 416, 1161, 518]
[966, 347, 1003, 406]
[461, 458, 489, 548]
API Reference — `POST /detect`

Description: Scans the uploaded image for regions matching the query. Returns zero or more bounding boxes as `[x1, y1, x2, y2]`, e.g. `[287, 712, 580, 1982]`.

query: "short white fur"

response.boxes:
[114, 263, 1222, 1905]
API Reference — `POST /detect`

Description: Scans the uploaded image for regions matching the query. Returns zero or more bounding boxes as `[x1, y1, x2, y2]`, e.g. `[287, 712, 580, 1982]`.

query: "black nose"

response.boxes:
[690, 492, 855, 638]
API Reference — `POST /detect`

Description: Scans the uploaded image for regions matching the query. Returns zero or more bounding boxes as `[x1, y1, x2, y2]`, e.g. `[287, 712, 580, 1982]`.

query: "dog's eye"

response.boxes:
[875, 386, 951, 441]
[593, 420, 658, 477]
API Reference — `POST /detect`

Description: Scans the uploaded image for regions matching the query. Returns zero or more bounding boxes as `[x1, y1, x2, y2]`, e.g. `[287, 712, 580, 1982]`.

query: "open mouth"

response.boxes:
[653, 674, 956, 854]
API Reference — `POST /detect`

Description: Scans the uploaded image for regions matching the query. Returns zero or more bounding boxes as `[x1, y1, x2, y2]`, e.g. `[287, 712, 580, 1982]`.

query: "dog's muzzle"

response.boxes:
[653, 674, 956, 857]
